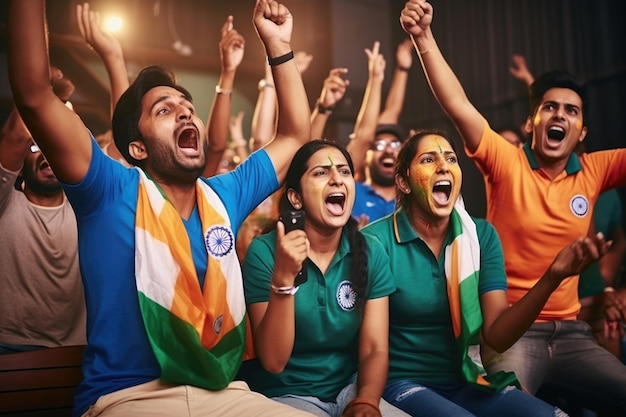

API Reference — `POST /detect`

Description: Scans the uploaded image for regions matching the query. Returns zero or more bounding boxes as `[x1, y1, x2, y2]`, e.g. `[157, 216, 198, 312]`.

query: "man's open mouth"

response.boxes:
[547, 126, 565, 141]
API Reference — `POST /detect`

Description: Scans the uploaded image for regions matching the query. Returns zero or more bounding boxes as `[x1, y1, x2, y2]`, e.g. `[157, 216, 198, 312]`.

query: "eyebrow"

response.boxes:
[314, 163, 350, 170]
[544, 100, 581, 111]
[149, 93, 189, 113]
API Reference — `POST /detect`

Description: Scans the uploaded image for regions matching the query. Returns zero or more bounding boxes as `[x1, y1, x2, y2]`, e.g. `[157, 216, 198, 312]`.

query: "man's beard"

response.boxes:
[369, 166, 395, 187]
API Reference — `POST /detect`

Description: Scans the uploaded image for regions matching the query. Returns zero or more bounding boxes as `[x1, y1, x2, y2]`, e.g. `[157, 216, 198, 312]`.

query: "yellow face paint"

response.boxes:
[575, 120, 582, 130]
[534, 113, 541, 126]
[328, 154, 335, 167]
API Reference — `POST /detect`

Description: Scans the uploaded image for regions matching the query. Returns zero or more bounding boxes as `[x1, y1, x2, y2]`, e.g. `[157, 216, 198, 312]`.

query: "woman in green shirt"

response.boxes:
[242, 140, 407, 417]
[362, 130, 607, 417]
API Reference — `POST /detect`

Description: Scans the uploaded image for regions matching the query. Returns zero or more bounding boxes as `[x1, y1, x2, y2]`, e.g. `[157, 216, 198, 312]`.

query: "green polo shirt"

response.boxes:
[242, 228, 395, 401]
[579, 189, 623, 298]
[362, 208, 506, 383]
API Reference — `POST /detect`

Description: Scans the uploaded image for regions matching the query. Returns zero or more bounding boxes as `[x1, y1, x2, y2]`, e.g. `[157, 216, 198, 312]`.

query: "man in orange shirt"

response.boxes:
[400, 0, 626, 415]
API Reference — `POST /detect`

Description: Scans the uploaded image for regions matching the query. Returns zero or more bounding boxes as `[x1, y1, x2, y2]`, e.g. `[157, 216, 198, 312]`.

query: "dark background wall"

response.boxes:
[1, 0, 625, 218]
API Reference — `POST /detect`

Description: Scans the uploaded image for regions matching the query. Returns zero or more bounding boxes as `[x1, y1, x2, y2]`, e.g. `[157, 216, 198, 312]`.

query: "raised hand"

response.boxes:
[509, 54, 534, 87]
[319, 68, 350, 109]
[253, 0, 293, 51]
[396, 38, 414, 70]
[76, 3, 123, 61]
[219, 16, 245, 72]
[400, 0, 433, 38]
[365, 41, 386, 81]
[273, 220, 309, 288]
[548, 233, 611, 283]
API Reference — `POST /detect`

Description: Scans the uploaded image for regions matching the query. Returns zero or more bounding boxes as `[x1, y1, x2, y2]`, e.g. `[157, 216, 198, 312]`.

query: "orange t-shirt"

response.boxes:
[468, 122, 626, 321]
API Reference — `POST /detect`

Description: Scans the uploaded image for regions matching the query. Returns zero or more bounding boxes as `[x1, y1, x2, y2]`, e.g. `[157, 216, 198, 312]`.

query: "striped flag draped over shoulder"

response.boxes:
[444, 201, 518, 392]
[134, 168, 246, 390]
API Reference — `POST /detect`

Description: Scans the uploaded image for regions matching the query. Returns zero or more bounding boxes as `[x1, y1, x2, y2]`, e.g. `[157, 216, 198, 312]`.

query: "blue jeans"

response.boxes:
[482, 320, 626, 415]
[383, 379, 564, 417]
[273, 382, 410, 417]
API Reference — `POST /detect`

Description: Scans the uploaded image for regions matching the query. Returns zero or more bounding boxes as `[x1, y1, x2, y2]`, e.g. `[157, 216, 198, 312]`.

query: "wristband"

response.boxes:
[604, 286, 616, 293]
[317, 101, 334, 115]
[345, 397, 381, 414]
[215, 85, 232, 95]
[270, 284, 300, 295]
[268, 51, 294, 66]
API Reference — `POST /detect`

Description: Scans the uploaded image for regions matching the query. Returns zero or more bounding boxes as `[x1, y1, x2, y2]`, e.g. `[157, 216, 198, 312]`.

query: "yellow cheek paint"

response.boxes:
[575, 120, 582, 130]
[534, 114, 541, 126]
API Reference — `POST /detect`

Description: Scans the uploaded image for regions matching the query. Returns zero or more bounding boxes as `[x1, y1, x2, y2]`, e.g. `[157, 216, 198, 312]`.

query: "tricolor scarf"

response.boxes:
[134, 168, 247, 390]
[444, 200, 518, 392]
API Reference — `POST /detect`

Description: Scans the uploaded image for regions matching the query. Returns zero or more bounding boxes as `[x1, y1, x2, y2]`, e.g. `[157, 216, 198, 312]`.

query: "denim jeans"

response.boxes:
[482, 320, 626, 416]
[383, 379, 564, 417]
[273, 382, 410, 417]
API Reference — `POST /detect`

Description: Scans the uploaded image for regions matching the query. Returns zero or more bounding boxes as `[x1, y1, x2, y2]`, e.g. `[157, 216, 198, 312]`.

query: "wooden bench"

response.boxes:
[0, 345, 85, 417]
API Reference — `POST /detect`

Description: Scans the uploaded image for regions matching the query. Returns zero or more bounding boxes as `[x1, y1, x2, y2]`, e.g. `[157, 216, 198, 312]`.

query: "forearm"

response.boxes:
[347, 77, 383, 176]
[310, 109, 330, 139]
[378, 69, 408, 124]
[8, 0, 54, 111]
[484, 274, 560, 351]
[101, 52, 129, 116]
[0, 108, 31, 171]
[251, 79, 277, 150]
[252, 294, 296, 374]
[355, 349, 388, 403]
[272, 55, 310, 145]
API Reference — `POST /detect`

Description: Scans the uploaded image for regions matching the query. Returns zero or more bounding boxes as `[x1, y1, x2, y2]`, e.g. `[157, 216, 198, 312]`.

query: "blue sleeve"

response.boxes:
[62, 135, 136, 218]
[475, 219, 507, 294]
[242, 232, 277, 305]
[206, 150, 278, 232]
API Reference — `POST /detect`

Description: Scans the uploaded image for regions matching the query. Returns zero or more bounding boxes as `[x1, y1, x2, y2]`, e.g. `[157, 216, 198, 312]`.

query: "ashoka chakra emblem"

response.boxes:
[205, 226, 234, 257]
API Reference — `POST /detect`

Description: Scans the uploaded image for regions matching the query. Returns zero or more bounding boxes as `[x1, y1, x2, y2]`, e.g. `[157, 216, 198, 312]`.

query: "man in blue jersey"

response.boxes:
[7, 1, 315, 416]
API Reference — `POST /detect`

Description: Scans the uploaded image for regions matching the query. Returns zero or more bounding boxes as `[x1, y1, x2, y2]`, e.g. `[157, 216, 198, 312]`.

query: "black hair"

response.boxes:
[111, 65, 193, 166]
[529, 70, 587, 119]
[395, 129, 458, 211]
[279, 139, 369, 310]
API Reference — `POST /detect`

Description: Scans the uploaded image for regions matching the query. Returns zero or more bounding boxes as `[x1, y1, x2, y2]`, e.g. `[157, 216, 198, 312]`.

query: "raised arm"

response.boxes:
[250, 61, 277, 152]
[76, 3, 128, 117]
[0, 108, 32, 172]
[346, 41, 385, 178]
[229, 110, 250, 164]
[253, 0, 311, 183]
[509, 54, 535, 88]
[400, 0, 485, 153]
[481, 233, 610, 352]
[8, 0, 92, 184]
[204, 15, 245, 177]
[310, 67, 349, 139]
[378, 38, 413, 124]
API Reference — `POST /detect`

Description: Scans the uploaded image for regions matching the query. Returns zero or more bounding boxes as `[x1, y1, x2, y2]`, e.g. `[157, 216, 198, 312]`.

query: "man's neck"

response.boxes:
[367, 181, 396, 202]
[158, 182, 198, 220]
[23, 188, 65, 207]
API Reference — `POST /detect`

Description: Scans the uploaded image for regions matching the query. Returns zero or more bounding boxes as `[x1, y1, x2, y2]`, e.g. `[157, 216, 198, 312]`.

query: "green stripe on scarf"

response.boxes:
[446, 203, 519, 392]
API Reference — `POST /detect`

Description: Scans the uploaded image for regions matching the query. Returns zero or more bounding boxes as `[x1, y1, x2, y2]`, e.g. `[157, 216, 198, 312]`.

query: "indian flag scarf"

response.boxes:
[134, 168, 246, 390]
[444, 200, 518, 392]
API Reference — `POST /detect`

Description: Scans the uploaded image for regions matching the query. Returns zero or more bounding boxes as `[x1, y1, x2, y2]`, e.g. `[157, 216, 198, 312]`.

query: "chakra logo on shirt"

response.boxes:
[336, 280, 357, 311]
[213, 314, 223, 334]
[570, 194, 589, 218]
[205, 225, 234, 257]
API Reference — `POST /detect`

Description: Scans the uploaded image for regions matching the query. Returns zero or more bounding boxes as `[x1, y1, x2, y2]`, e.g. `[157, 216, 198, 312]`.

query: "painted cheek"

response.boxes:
[575, 120, 582, 130]
[534, 114, 541, 126]
[412, 167, 433, 195]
